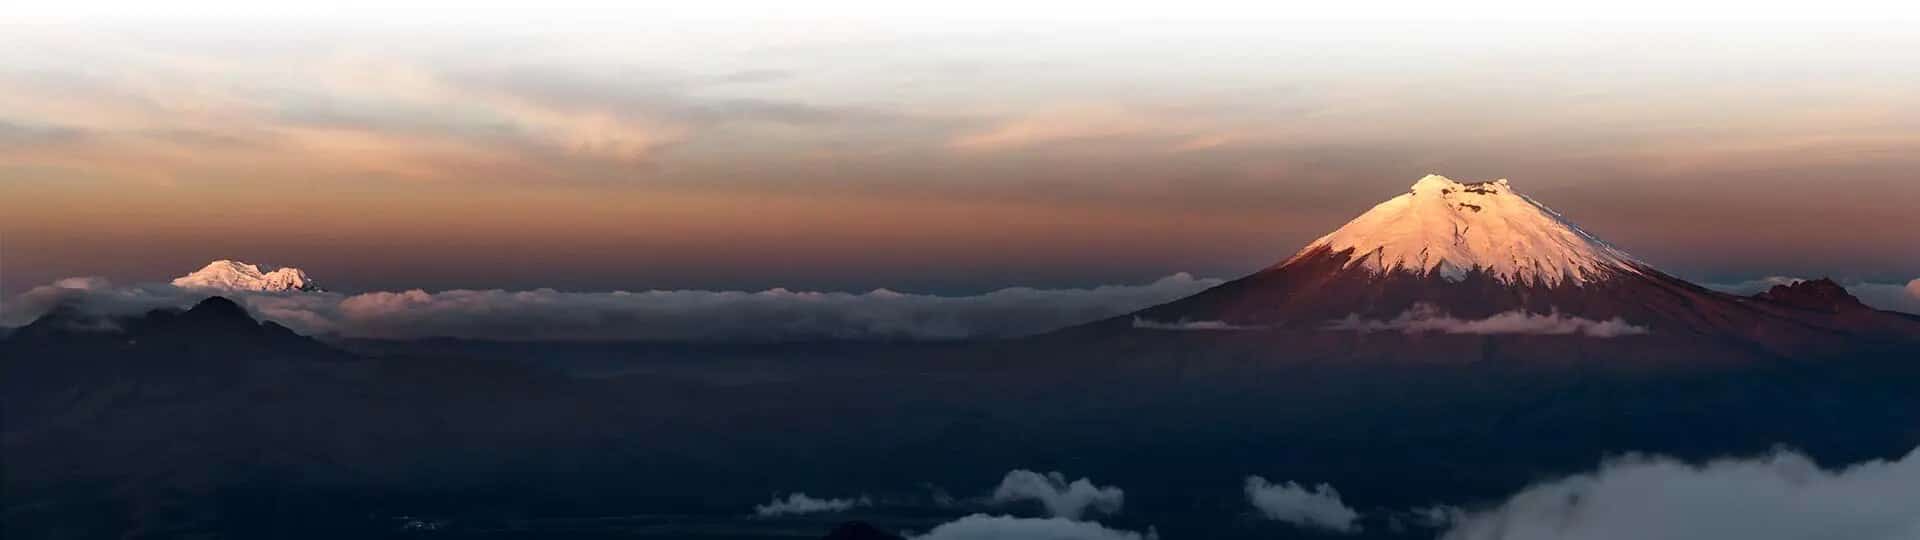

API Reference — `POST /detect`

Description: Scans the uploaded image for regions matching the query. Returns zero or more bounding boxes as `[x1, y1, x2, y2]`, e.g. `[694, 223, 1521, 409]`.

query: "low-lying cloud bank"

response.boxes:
[1243, 476, 1362, 534]
[990, 470, 1125, 520]
[1443, 446, 1920, 540]
[1326, 304, 1649, 338]
[0, 274, 1222, 341]
[752, 492, 871, 517]
[910, 514, 1156, 540]
[1130, 317, 1257, 331]
[1706, 276, 1920, 315]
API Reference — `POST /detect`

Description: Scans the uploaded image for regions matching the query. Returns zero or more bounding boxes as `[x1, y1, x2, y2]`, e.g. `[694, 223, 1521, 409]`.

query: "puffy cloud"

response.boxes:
[989, 470, 1124, 521]
[1129, 317, 1255, 331]
[752, 493, 871, 517]
[909, 514, 1155, 540]
[1243, 476, 1362, 534]
[1, 274, 1221, 341]
[1443, 446, 1920, 540]
[1846, 280, 1920, 315]
[1326, 304, 1649, 338]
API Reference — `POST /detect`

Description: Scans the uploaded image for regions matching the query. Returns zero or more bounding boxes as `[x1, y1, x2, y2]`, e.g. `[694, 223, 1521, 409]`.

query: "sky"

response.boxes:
[4, 6, 1920, 297]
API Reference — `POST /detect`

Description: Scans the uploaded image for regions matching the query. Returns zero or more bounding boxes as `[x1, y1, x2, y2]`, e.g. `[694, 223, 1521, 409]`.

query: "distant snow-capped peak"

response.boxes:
[1286, 174, 1643, 286]
[171, 260, 321, 292]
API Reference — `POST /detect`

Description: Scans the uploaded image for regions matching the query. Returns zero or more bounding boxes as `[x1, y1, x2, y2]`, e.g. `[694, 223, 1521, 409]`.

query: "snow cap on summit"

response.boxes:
[171, 260, 321, 292]
[1288, 174, 1642, 286]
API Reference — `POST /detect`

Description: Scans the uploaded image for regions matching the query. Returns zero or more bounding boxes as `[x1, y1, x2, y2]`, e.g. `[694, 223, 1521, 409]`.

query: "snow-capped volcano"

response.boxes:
[172, 260, 321, 292]
[1070, 173, 1920, 364]
[1290, 175, 1643, 286]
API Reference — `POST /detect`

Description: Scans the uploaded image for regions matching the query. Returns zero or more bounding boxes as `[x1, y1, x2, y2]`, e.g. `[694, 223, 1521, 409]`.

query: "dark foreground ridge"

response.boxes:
[5, 295, 1920, 539]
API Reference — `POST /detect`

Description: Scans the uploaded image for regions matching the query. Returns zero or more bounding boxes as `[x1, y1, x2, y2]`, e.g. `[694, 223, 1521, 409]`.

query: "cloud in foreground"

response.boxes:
[1443, 446, 1920, 540]
[910, 514, 1155, 540]
[1326, 304, 1649, 338]
[990, 470, 1124, 520]
[0, 274, 1221, 341]
[753, 493, 870, 517]
[1244, 476, 1362, 534]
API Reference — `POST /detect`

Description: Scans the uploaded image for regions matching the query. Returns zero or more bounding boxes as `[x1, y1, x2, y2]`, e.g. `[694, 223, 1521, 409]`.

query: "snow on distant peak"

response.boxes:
[1288, 174, 1643, 286]
[171, 260, 321, 292]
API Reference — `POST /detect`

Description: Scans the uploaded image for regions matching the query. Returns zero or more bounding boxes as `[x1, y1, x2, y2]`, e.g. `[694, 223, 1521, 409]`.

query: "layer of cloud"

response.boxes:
[1243, 476, 1362, 534]
[910, 514, 1156, 540]
[1443, 446, 1920, 540]
[1130, 317, 1256, 331]
[752, 493, 871, 517]
[0, 274, 1222, 341]
[1705, 276, 1920, 315]
[1326, 304, 1650, 338]
[989, 470, 1124, 521]
[947, 105, 1235, 153]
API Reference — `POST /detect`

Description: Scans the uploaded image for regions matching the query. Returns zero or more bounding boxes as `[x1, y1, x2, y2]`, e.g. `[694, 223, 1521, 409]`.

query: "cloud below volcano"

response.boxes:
[1326, 304, 1649, 338]
[1443, 446, 1920, 540]
[753, 493, 870, 517]
[1, 273, 1222, 341]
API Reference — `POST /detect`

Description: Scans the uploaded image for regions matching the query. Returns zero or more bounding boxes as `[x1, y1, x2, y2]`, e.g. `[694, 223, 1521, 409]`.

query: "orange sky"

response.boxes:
[3, 18, 1918, 294]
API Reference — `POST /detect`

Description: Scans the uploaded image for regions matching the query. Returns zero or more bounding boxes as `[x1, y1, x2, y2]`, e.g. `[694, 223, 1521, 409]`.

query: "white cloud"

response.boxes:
[1847, 280, 1920, 315]
[1443, 446, 1920, 540]
[1130, 317, 1256, 331]
[1, 273, 1221, 341]
[989, 470, 1124, 521]
[752, 492, 870, 517]
[909, 514, 1155, 540]
[1326, 304, 1649, 338]
[1244, 476, 1362, 534]
[0, 278, 192, 326]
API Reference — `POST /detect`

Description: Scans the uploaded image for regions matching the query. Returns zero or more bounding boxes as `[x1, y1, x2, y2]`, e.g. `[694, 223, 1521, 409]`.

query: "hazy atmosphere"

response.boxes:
[6, 13, 1919, 296]
[7, 5, 1920, 540]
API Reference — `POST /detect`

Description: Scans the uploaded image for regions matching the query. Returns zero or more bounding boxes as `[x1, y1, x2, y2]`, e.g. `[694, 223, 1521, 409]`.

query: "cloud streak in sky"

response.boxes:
[0, 274, 1222, 341]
